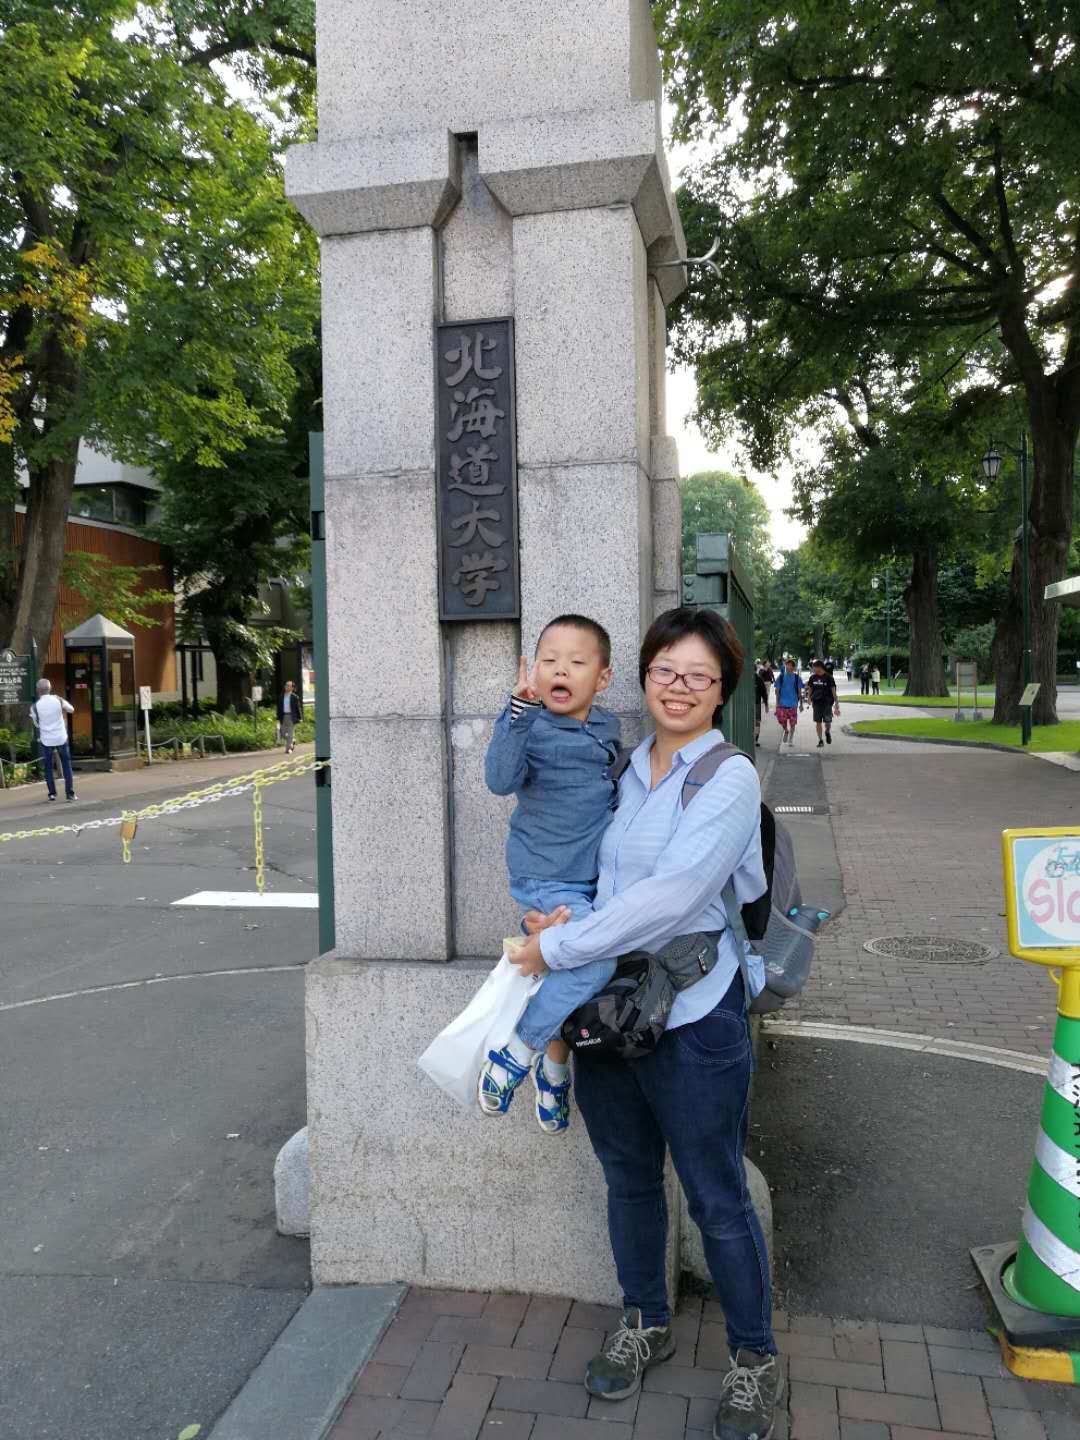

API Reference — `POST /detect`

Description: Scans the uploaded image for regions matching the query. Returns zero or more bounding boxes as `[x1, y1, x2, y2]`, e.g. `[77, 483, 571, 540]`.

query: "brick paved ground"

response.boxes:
[327, 1288, 1080, 1440]
[780, 750, 1079, 1057]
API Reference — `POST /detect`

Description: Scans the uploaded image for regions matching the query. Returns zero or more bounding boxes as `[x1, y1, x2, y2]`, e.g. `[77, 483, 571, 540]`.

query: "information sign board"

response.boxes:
[251, 685, 263, 703]
[139, 685, 152, 711]
[1002, 827, 1080, 963]
[1020, 683, 1041, 707]
[0, 648, 31, 706]
[955, 660, 978, 689]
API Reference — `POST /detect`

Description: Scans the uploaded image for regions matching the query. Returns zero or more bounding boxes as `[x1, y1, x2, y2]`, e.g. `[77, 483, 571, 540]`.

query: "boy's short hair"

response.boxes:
[536, 614, 612, 666]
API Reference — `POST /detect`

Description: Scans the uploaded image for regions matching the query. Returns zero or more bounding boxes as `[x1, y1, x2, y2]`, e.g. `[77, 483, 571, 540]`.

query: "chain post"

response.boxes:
[253, 780, 266, 895]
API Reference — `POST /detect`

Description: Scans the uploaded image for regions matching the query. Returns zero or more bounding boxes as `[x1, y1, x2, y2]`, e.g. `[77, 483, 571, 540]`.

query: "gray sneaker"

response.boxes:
[713, 1348, 784, 1440]
[585, 1307, 676, 1400]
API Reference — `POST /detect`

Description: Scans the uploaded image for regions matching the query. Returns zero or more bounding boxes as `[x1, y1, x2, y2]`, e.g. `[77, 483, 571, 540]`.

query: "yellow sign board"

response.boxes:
[1002, 827, 1080, 966]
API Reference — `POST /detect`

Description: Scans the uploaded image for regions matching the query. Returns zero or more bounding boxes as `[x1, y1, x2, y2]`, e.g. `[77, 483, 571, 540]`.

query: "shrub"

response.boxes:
[150, 711, 315, 754]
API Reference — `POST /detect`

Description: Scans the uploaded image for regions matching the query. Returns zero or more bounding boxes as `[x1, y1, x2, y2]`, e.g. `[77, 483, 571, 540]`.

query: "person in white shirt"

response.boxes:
[29, 679, 77, 801]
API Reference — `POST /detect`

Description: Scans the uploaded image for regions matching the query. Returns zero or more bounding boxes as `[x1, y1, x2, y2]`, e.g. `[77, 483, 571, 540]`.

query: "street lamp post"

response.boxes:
[871, 567, 893, 688]
[981, 435, 1032, 745]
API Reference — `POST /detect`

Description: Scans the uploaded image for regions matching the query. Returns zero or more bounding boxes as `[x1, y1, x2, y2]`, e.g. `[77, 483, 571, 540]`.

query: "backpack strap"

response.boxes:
[680, 741, 745, 808]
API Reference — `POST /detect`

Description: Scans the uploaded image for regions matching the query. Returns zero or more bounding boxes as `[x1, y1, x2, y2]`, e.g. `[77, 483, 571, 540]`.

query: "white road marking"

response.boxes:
[172, 890, 318, 908]
[763, 1019, 1047, 1075]
[0, 964, 303, 1015]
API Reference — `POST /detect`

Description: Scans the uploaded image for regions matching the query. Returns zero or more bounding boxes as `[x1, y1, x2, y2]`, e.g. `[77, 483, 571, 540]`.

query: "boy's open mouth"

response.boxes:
[549, 684, 573, 703]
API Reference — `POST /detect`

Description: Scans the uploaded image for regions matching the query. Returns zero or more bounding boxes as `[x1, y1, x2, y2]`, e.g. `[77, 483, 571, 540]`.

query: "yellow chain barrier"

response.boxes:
[1, 755, 330, 895]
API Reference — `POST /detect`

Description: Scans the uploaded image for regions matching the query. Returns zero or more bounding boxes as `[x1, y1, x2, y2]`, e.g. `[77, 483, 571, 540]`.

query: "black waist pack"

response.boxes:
[560, 931, 721, 1061]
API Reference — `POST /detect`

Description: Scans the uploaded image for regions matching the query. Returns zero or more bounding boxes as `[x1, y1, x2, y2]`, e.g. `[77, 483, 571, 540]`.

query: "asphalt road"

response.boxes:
[0, 767, 317, 1440]
[748, 1034, 1041, 1329]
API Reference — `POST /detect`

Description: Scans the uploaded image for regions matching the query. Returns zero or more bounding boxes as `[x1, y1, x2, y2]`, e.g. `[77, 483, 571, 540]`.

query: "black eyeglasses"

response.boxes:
[645, 665, 720, 693]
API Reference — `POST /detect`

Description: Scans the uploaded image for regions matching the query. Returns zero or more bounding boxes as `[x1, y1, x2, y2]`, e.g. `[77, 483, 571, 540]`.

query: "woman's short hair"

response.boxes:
[638, 607, 744, 725]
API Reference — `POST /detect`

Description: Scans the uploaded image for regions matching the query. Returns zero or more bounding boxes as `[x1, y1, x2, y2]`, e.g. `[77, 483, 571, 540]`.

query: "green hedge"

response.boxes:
[150, 709, 314, 753]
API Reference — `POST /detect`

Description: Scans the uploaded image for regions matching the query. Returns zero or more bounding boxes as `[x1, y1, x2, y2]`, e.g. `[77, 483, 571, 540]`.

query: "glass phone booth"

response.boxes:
[63, 614, 138, 762]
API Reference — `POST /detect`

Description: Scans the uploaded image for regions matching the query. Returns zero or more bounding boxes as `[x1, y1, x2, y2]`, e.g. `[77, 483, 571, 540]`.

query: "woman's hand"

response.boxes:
[521, 906, 571, 935]
[509, 931, 548, 977]
[513, 654, 540, 702]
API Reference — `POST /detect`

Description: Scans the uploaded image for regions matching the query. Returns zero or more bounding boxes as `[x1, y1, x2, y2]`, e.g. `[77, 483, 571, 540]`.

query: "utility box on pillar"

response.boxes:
[684, 532, 755, 757]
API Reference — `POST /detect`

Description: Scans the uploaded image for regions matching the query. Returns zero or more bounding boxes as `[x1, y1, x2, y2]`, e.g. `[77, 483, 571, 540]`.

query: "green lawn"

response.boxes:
[849, 716, 1080, 751]
[843, 689, 981, 708]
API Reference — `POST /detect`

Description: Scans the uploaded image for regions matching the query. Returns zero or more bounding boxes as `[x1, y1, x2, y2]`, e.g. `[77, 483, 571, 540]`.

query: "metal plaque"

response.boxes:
[435, 318, 519, 621]
[1020, 683, 1041, 708]
[0, 649, 31, 706]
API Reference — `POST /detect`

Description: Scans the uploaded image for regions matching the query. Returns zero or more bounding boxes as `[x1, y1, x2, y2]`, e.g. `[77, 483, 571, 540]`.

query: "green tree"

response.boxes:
[0, 0, 315, 662]
[60, 552, 174, 632]
[656, 0, 1080, 725]
[154, 333, 321, 708]
[681, 469, 773, 606]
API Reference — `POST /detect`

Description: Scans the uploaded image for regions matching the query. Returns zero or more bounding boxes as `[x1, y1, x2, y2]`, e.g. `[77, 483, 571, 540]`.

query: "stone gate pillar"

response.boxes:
[287, 0, 687, 1301]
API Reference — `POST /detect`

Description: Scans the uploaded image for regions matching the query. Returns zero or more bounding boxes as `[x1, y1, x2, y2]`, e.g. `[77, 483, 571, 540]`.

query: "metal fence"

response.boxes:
[682, 532, 756, 758]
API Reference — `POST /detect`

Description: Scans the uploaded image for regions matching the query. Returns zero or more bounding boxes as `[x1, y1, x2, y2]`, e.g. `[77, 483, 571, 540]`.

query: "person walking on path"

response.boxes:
[277, 679, 302, 754]
[507, 606, 782, 1440]
[806, 658, 839, 748]
[871, 665, 881, 696]
[774, 657, 803, 745]
[859, 662, 870, 695]
[29, 679, 76, 802]
[753, 662, 769, 745]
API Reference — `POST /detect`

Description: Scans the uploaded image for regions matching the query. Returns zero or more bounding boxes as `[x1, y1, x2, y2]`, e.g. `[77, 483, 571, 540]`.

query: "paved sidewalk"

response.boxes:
[326, 1287, 1080, 1440]
[0, 741, 314, 825]
[755, 694, 1079, 1058]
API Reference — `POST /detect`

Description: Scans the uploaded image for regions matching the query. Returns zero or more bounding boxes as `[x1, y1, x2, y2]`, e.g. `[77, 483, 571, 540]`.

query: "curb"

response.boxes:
[208, 1283, 405, 1440]
[841, 724, 1038, 756]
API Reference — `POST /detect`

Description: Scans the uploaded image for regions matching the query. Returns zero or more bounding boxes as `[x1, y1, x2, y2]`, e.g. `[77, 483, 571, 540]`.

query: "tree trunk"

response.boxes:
[812, 621, 825, 660]
[991, 405, 1077, 726]
[212, 656, 249, 712]
[903, 545, 948, 696]
[10, 448, 79, 655]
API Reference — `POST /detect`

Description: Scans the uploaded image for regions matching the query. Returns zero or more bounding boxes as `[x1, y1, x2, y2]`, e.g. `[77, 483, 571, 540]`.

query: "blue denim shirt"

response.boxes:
[539, 728, 766, 1029]
[485, 700, 622, 893]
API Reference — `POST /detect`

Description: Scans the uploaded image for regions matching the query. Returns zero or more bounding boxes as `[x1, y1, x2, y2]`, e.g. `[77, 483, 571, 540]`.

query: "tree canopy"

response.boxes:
[680, 469, 774, 604]
[656, 0, 1080, 722]
[0, 0, 317, 661]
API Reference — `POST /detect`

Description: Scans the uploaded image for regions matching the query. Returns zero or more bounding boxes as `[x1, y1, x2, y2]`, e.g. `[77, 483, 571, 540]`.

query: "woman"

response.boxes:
[510, 606, 782, 1440]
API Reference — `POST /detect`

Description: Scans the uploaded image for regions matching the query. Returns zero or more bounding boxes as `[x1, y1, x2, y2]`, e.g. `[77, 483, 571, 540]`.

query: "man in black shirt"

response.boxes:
[806, 658, 839, 748]
[753, 663, 769, 744]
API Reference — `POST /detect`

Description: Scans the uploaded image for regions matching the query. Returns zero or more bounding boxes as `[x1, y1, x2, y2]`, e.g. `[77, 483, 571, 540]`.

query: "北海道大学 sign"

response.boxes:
[1002, 827, 1080, 963]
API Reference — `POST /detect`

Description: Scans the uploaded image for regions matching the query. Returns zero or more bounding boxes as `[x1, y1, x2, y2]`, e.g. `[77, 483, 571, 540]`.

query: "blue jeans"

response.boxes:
[512, 882, 614, 1051]
[41, 742, 75, 799]
[574, 970, 775, 1355]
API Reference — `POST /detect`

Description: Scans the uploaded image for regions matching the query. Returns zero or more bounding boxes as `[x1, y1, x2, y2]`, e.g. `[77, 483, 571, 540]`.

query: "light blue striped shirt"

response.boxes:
[539, 727, 766, 1029]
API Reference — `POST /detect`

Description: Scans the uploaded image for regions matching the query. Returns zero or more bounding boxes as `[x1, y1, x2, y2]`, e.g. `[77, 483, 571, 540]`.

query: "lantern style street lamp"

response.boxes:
[981, 435, 1032, 745]
[870, 568, 892, 687]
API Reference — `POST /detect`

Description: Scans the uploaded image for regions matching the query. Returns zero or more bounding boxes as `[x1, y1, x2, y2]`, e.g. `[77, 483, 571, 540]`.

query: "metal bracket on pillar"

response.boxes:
[650, 236, 721, 283]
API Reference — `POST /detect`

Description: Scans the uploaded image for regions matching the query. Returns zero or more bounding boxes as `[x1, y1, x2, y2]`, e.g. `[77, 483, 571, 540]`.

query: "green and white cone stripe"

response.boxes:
[1010, 1013, 1080, 1316]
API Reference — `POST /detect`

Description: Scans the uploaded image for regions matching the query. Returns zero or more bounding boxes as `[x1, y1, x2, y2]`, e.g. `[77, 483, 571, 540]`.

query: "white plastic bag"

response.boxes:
[417, 953, 540, 1109]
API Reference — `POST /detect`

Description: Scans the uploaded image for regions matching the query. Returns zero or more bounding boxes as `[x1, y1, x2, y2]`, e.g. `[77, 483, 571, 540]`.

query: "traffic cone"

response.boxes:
[973, 967, 1080, 1381]
[1005, 970, 1080, 1317]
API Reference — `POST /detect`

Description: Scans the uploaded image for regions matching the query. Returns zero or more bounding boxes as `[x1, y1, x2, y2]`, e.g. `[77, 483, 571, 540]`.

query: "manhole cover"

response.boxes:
[774, 805, 830, 815]
[862, 935, 997, 964]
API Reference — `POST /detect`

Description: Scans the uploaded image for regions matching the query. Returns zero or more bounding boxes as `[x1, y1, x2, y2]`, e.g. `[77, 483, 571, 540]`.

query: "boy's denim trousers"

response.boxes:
[574, 969, 776, 1357]
[512, 883, 613, 1052]
[516, 955, 617, 1051]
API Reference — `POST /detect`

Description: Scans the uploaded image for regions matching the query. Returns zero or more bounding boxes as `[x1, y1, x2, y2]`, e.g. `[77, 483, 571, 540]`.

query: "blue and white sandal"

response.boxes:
[532, 1055, 571, 1135]
[478, 1045, 532, 1115]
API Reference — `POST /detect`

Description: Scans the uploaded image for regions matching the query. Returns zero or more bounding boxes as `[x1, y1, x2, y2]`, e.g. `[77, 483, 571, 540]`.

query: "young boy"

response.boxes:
[774, 657, 803, 745]
[481, 614, 621, 1135]
[806, 658, 840, 747]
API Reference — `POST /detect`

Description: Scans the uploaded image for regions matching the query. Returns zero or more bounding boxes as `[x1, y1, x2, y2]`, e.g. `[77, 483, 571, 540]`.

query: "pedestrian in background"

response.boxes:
[278, 679, 302, 754]
[871, 665, 881, 696]
[29, 679, 76, 802]
[754, 663, 769, 745]
[774, 657, 803, 745]
[859, 662, 870, 695]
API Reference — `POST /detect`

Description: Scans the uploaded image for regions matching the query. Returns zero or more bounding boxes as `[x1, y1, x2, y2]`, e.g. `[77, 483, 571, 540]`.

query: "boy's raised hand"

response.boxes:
[513, 654, 540, 702]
